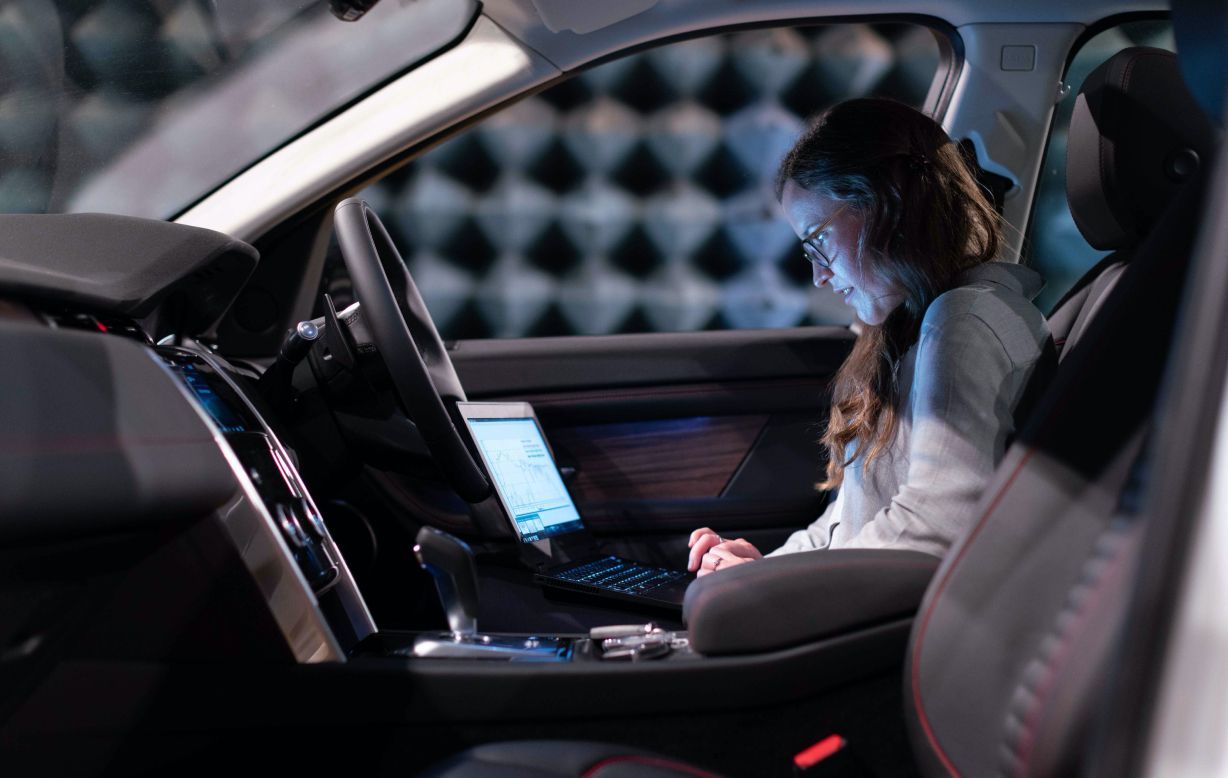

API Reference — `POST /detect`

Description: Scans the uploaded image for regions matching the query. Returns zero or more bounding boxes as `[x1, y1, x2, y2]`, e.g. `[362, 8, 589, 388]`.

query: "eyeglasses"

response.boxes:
[800, 203, 847, 270]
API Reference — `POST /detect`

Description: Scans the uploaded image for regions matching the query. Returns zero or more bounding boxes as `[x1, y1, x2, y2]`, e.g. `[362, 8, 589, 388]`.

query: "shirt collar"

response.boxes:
[955, 261, 1045, 302]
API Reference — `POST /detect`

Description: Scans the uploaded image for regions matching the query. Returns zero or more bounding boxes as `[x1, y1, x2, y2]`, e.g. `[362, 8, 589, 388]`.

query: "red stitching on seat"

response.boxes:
[909, 448, 1036, 777]
[1009, 532, 1133, 777]
[581, 755, 724, 778]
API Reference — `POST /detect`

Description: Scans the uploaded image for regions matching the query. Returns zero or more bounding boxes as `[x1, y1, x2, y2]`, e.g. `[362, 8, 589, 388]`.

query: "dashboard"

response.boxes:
[0, 212, 388, 662]
[156, 344, 376, 656]
[1, 299, 373, 665]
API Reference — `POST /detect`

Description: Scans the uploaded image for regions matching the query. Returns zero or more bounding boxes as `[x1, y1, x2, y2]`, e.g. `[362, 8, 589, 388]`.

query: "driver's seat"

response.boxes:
[422, 19, 1223, 778]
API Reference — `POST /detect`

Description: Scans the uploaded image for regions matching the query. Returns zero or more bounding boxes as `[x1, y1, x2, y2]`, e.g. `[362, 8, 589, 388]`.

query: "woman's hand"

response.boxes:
[687, 527, 763, 577]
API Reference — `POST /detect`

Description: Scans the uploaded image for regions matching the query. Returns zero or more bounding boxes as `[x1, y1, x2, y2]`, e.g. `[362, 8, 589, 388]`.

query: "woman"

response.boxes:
[689, 98, 1050, 576]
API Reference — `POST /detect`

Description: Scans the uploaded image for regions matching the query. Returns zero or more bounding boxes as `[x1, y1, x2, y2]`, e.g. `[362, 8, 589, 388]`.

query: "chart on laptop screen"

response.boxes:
[464, 417, 583, 542]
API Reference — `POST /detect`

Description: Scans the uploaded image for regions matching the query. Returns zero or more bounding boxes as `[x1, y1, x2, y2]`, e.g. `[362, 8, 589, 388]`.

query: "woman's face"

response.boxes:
[781, 180, 905, 326]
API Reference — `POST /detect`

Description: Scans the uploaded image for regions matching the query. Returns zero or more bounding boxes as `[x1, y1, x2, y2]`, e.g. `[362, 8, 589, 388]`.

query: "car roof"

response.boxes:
[482, 0, 1167, 72]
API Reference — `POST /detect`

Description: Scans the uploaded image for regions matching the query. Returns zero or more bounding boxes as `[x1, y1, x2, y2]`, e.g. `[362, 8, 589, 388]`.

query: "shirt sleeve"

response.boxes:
[839, 312, 1017, 557]
[766, 487, 845, 556]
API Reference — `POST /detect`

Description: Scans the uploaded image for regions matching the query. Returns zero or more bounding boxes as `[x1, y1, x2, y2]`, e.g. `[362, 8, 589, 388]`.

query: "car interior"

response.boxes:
[0, 0, 1225, 776]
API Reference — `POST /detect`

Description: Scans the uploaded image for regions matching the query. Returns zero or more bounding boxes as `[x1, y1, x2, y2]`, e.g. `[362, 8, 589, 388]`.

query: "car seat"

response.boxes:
[422, 25, 1224, 778]
[905, 43, 1218, 777]
[1045, 47, 1217, 359]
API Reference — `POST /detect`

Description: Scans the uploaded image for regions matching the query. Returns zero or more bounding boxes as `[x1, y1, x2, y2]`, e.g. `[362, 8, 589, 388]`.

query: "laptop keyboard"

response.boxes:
[555, 556, 687, 594]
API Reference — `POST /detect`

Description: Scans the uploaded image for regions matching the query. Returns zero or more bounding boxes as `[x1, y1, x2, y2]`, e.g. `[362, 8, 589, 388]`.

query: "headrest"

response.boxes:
[1066, 47, 1218, 251]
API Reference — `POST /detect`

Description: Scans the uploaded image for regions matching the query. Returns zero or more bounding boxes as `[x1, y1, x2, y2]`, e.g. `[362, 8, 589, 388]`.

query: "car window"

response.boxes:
[347, 23, 946, 339]
[1022, 19, 1174, 313]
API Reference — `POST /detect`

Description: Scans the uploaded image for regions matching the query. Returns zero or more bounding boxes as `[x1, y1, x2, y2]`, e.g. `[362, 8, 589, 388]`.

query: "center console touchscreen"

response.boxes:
[171, 361, 249, 433]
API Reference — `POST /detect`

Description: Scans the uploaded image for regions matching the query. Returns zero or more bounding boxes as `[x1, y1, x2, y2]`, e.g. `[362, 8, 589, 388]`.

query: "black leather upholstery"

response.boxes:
[1045, 255, 1126, 358]
[423, 741, 724, 778]
[906, 178, 1207, 776]
[1049, 48, 1219, 360]
[684, 549, 939, 656]
[905, 50, 1219, 777]
[1065, 48, 1217, 252]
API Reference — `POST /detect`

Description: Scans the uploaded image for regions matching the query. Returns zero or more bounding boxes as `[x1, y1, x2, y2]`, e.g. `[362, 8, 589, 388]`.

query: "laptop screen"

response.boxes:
[463, 416, 584, 543]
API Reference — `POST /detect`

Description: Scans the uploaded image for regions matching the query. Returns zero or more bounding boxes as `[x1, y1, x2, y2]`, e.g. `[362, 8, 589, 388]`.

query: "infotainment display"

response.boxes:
[172, 361, 248, 434]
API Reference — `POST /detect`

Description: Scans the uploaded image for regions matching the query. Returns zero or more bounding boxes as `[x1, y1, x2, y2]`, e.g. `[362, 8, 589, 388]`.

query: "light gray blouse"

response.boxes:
[769, 261, 1049, 559]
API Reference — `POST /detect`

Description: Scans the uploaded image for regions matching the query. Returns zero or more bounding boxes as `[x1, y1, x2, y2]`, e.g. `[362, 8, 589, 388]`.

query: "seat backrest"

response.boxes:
[1046, 46, 1216, 360]
[1045, 257, 1126, 358]
[905, 44, 1221, 778]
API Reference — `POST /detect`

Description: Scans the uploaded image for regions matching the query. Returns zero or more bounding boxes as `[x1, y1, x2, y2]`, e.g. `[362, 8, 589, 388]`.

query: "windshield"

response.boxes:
[0, 0, 476, 219]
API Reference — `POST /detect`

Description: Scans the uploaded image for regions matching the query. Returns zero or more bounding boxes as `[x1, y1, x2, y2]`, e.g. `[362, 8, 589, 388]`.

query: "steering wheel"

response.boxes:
[333, 198, 490, 504]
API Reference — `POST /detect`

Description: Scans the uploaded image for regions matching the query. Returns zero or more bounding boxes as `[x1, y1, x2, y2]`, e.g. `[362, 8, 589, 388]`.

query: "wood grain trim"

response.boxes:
[549, 415, 769, 502]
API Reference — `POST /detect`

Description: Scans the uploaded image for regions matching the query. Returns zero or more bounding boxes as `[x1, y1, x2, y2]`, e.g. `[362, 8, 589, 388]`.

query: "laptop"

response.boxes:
[457, 401, 693, 612]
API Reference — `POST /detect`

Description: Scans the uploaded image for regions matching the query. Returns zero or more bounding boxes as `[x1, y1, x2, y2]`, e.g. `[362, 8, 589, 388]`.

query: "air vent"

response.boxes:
[44, 309, 152, 344]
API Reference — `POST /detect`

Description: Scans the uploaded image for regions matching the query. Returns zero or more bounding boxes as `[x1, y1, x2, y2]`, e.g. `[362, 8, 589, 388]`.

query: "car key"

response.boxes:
[600, 641, 672, 661]
[590, 623, 658, 640]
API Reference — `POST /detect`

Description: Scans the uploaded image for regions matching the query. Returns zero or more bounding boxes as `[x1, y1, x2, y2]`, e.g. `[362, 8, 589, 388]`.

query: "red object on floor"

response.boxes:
[793, 735, 847, 769]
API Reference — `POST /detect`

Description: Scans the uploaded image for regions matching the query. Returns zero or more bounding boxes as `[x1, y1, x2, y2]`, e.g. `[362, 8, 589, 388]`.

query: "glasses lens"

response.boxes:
[803, 241, 831, 269]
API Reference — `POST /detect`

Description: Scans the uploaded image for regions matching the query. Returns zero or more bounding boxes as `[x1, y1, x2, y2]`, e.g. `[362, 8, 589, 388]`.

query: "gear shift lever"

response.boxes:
[408, 527, 569, 661]
[413, 526, 480, 637]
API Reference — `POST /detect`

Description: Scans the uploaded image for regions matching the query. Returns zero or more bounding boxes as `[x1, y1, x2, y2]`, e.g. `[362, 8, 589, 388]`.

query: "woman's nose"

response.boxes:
[812, 262, 833, 288]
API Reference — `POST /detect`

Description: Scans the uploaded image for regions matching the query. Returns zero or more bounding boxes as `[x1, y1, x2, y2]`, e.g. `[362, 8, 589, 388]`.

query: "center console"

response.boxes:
[148, 336, 707, 670]
[154, 338, 937, 683]
[397, 525, 693, 663]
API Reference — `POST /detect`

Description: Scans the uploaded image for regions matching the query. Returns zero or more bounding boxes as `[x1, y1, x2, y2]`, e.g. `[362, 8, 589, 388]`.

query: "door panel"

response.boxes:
[446, 327, 854, 548]
[548, 415, 770, 502]
[451, 327, 854, 397]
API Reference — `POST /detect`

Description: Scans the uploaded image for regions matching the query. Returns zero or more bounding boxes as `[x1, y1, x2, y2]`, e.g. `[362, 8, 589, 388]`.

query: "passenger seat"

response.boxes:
[1046, 46, 1216, 359]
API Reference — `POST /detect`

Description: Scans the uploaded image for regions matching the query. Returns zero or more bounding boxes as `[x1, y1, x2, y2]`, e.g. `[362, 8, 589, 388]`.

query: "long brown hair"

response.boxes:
[776, 98, 1002, 489]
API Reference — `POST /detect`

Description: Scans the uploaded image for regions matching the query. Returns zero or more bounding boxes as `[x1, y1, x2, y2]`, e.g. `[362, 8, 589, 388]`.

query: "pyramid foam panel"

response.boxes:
[350, 23, 943, 339]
